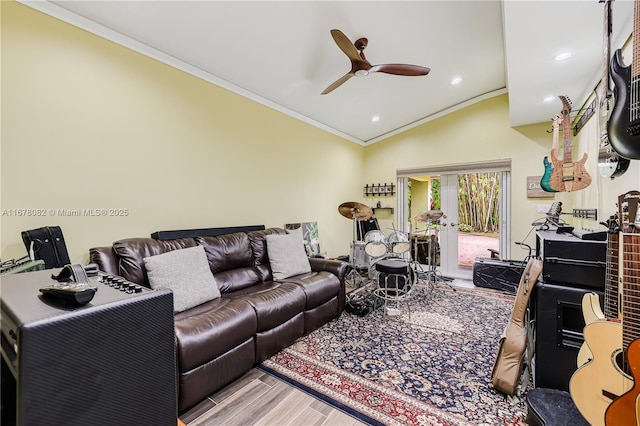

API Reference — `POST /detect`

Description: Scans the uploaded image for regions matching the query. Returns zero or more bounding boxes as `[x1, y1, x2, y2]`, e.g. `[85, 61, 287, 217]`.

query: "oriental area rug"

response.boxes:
[260, 284, 527, 426]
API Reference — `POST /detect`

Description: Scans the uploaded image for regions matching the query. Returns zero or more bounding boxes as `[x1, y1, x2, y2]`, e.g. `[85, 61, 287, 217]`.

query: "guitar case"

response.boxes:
[490, 257, 542, 396]
[526, 388, 589, 426]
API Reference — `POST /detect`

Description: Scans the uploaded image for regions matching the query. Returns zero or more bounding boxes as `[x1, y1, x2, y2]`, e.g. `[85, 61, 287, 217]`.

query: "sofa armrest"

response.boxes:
[89, 246, 119, 276]
[309, 258, 349, 314]
[308, 258, 348, 281]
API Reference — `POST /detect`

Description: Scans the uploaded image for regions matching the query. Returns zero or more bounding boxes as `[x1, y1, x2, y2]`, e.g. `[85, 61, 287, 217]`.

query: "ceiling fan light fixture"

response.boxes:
[355, 70, 369, 77]
[542, 96, 556, 103]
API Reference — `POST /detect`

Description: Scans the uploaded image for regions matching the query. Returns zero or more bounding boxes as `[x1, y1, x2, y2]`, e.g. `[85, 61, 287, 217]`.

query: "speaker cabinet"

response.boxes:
[1, 270, 177, 426]
[532, 281, 604, 391]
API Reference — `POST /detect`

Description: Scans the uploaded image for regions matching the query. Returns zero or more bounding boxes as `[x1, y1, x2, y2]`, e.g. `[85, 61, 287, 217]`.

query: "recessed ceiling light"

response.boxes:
[371, 115, 380, 123]
[543, 96, 556, 103]
[553, 52, 572, 61]
[450, 76, 462, 86]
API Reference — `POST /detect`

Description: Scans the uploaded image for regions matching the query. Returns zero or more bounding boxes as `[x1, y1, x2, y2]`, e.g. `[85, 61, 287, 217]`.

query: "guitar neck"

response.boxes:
[621, 234, 640, 352]
[552, 115, 560, 151]
[605, 232, 621, 318]
[562, 111, 573, 163]
[601, 0, 613, 98]
[633, 0, 640, 81]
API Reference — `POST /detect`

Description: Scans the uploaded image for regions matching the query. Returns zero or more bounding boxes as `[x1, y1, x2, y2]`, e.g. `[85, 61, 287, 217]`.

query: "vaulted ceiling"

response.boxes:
[22, 0, 635, 145]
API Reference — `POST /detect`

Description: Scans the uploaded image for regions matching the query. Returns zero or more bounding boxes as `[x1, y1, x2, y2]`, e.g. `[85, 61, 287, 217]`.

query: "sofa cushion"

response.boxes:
[174, 297, 257, 372]
[113, 237, 197, 286]
[247, 228, 287, 281]
[224, 282, 306, 332]
[195, 233, 261, 292]
[281, 270, 341, 309]
[144, 245, 220, 313]
[266, 233, 311, 280]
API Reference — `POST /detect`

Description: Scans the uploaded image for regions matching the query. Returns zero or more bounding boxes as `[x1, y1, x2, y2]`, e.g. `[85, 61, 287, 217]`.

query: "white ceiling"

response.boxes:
[22, 0, 634, 145]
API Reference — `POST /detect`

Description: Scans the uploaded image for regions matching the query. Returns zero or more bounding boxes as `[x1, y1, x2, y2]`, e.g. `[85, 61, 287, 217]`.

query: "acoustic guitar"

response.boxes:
[570, 192, 640, 426]
[570, 215, 630, 425]
[549, 96, 592, 192]
[608, 0, 640, 160]
[598, 0, 630, 178]
[540, 113, 562, 193]
[576, 215, 620, 368]
[604, 227, 640, 425]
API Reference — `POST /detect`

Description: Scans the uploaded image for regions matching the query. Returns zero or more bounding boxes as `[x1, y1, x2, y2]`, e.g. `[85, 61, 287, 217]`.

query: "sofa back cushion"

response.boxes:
[195, 232, 260, 292]
[247, 227, 287, 281]
[113, 237, 197, 286]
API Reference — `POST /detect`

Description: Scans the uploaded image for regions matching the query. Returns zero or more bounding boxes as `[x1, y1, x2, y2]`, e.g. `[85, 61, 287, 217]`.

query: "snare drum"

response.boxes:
[387, 231, 411, 254]
[350, 241, 368, 268]
[364, 230, 387, 258]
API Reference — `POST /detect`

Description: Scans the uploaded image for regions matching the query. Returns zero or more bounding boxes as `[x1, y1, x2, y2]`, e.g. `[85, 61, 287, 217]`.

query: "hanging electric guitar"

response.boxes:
[607, 0, 640, 160]
[549, 96, 592, 192]
[540, 113, 562, 192]
[598, 0, 631, 178]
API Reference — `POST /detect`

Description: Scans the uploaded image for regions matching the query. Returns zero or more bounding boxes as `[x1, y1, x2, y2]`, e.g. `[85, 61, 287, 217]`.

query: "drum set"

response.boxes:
[339, 202, 411, 275]
[339, 201, 450, 294]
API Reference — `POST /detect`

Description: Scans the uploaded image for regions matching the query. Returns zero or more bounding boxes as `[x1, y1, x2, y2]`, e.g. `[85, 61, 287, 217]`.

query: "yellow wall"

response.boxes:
[409, 179, 430, 232]
[1, 2, 363, 262]
[2, 2, 638, 266]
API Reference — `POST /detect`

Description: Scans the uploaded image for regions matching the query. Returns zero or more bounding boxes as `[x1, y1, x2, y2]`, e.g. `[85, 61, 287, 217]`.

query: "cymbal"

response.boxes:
[338, 202, 373, 220]
[414, 210, 443, 222]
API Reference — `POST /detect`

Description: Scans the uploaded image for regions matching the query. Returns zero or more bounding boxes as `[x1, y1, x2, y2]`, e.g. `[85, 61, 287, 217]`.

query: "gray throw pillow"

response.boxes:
[144, 245, 220, 313]
[266, 233, 311, 280]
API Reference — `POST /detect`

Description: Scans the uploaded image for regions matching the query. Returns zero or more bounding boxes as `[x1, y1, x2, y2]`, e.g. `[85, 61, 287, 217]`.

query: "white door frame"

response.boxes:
[397, 160, 511, 280]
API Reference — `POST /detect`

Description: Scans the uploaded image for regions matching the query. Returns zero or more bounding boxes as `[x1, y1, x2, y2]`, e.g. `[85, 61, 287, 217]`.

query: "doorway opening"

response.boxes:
[397, 160, 511, 280]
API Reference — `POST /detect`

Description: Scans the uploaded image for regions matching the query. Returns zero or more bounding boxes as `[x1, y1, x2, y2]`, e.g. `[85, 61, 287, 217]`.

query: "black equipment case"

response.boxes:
[21, 226, 70, 269]
[526, 388, 589, 426]
[472, 258, 525, 294]
[536, 230, 606, 289]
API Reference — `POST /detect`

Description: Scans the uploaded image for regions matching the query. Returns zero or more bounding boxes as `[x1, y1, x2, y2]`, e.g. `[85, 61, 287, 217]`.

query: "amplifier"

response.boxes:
[532, 281, 604, 391]
[536, 230, 606, 289]
[0, 269, 176, 426]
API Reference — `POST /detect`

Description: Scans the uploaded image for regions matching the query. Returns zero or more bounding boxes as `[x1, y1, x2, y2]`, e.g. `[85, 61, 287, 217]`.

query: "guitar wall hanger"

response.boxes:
[544, 104, 596, 135]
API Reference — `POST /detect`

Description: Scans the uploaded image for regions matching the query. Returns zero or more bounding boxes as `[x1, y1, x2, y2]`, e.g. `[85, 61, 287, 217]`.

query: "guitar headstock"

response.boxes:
[618, 190, 640, 233]
[605, 213, 620, 233]
[558, 96, 573, 114]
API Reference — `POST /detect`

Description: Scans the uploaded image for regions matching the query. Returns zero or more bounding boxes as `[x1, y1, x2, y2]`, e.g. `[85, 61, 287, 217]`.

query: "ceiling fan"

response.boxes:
[321, 29, 431, 95]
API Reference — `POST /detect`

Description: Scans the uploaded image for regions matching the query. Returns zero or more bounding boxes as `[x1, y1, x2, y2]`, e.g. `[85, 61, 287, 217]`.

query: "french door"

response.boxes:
[397, 161, 511, 281]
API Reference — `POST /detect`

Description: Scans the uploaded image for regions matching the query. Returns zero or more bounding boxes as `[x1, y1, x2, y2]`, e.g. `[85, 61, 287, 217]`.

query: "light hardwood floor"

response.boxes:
[179, 368, 367, 426]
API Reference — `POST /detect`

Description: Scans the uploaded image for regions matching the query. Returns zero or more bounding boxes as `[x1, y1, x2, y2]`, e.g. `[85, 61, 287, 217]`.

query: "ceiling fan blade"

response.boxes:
[321, 72, 355, 95]
[369, 64, 431, 76]
[330, 29, 362, 62]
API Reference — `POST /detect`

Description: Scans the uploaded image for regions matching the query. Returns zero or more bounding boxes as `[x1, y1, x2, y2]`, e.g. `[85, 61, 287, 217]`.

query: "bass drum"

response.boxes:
[350, 241, 369, 268]
[387, 231, 410, 254]
[364, 230, 387, 258]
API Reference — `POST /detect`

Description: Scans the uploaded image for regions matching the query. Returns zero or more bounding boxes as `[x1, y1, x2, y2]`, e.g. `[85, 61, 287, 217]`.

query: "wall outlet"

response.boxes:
[538, 204, 551, 213]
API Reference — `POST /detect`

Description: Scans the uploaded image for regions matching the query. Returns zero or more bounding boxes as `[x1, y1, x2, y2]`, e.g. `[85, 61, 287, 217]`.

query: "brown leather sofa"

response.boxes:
[89, 227, 348, 412]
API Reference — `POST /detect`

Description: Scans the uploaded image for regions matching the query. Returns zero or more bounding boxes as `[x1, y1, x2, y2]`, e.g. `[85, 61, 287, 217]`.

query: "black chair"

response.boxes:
[356, 217, 380, 241]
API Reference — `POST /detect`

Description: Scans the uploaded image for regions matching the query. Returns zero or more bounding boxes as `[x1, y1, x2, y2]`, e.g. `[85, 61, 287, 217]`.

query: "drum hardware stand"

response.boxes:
[412, 210, 456, 293]
[338, 201, 374, 293]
